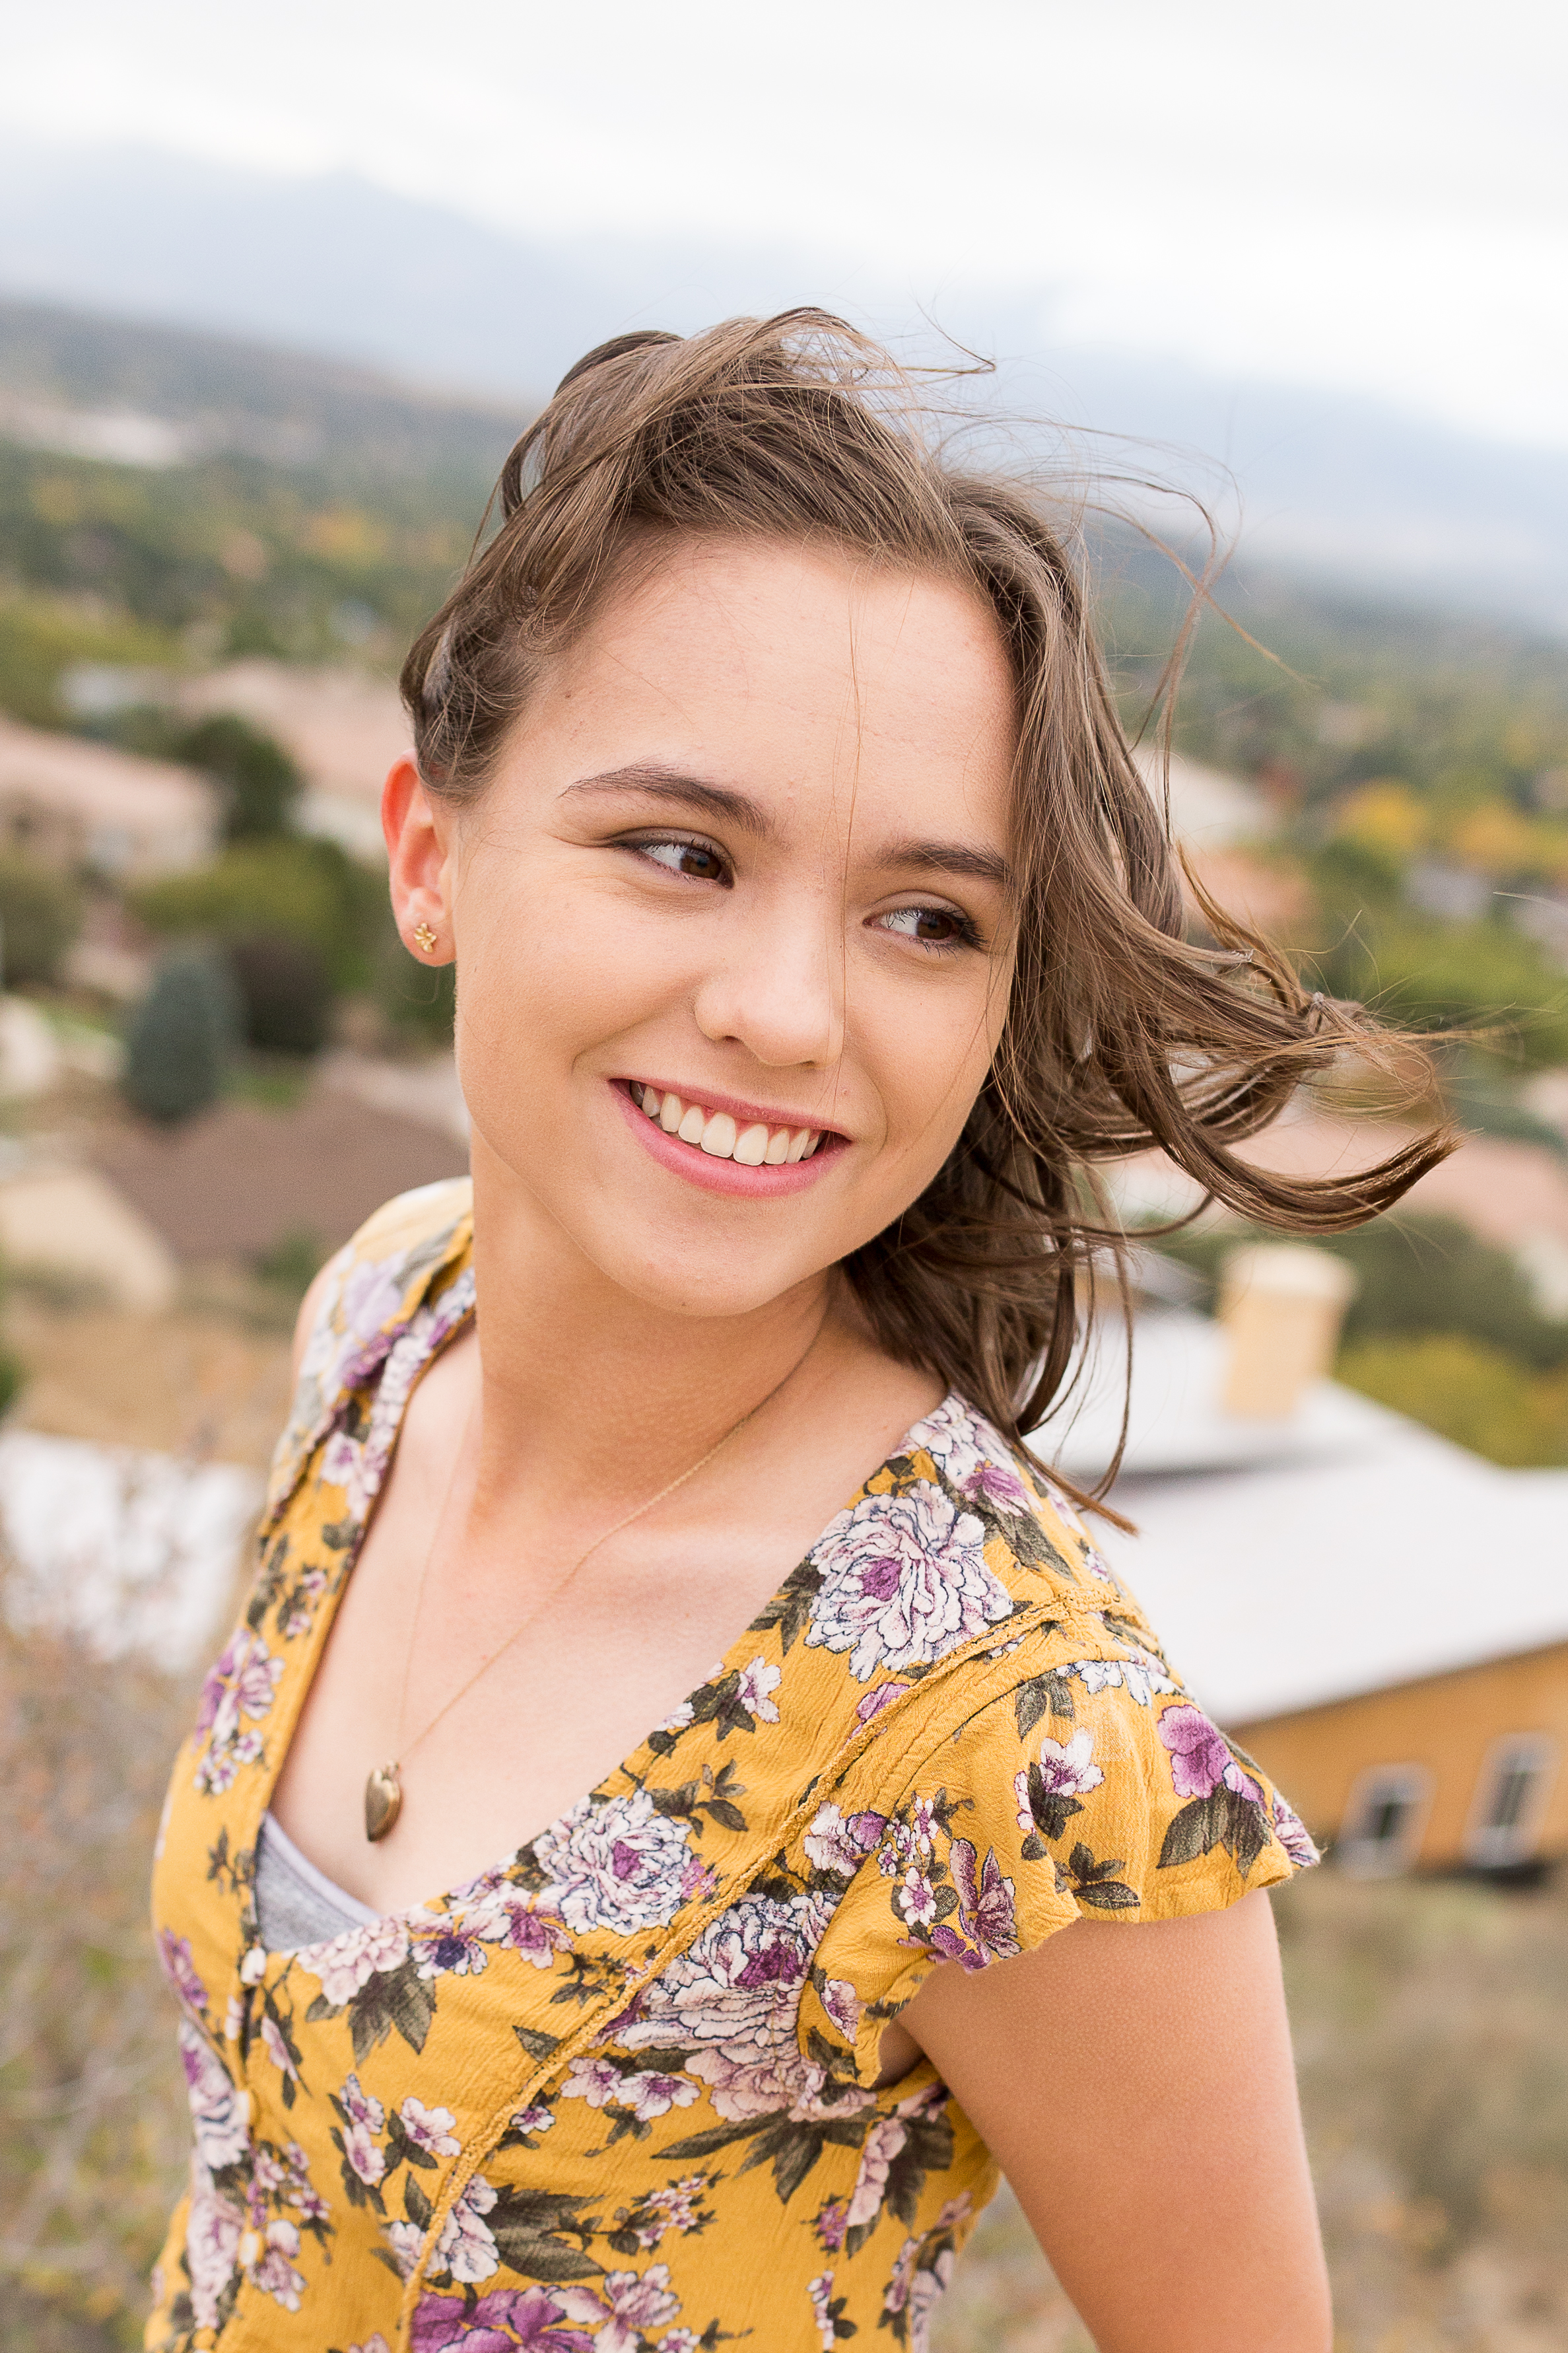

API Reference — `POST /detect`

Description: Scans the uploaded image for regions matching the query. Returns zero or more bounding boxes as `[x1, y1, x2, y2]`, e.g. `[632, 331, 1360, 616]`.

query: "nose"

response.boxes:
[690, 882, 844, 1071]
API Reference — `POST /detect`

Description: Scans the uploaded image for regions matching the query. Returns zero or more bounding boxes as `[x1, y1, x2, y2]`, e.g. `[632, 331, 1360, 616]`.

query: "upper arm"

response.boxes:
[899, 1891, 1330, 2353]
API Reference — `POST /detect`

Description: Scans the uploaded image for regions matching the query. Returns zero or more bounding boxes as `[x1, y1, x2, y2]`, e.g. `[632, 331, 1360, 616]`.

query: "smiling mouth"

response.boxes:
[628, 1082, 829, 1166]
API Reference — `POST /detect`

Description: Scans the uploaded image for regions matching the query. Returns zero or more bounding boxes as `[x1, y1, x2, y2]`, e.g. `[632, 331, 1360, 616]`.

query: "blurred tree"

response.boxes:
[228, 933, 331, 1055]
[122, 948, 240, 1123]
[1306, 903, 1568, 1069]
[1334, 1213, 1568, 1369]
[131, 838, 372, 993]
[0, 591, 176, 729]
[1443, 798, 1564, 881]
[1152, 1212, 1568, 1371]
[372, 910, 455, 1044]
[0, 854, 83, 987]
[175, 713, 302, 841]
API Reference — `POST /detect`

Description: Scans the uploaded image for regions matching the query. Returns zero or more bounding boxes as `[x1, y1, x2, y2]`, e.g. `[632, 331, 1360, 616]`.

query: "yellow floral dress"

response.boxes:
[148, 1179, 1315, 2353]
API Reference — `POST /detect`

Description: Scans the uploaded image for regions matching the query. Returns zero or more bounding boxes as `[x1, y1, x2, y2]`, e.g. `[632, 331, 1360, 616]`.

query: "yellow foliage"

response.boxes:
[303, 505, 387, 563]
[1446, 800, 1543, 877]
[1335, 779, 1427, 861]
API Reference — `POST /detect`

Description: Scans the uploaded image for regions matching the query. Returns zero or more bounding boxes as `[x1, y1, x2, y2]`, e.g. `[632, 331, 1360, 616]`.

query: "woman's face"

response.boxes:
[395, 536, 1018, 1321]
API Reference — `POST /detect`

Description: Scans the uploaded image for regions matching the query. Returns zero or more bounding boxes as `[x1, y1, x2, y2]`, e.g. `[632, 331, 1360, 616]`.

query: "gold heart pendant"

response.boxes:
[364, 1762, 403, 1843]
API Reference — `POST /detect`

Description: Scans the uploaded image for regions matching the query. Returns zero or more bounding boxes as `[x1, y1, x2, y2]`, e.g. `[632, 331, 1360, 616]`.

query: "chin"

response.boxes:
[594, 1226, 831, 1323]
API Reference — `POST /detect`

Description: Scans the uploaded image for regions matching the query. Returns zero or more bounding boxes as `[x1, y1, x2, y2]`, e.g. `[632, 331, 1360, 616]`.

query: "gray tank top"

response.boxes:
[254, 1811, 383, 1951]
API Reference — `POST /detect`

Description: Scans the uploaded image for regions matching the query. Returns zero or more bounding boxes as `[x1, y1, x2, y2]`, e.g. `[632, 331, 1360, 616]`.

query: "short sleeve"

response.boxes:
[803, 1638, 1318, 2085]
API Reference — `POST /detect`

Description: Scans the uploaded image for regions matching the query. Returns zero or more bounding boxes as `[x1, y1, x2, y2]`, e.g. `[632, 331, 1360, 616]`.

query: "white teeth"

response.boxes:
[638, 1087, 827, 1167]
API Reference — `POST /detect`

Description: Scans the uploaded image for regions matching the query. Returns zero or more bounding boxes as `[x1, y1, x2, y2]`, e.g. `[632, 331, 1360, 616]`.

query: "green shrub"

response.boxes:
[130, 838, 370, 993]
[254, 1226, 328, 1300]
[0, 853, 83, 986]
[122, 948, 240, 1123]
[1337, 1214, 1568, 1368]
[176, 713, 302, 841]
[1336, 1332, 1568, 1466]
[228, 932, 331, 1055]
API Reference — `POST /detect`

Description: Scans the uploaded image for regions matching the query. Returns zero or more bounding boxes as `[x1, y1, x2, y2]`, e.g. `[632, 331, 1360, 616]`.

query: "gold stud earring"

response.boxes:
[413, 923, 438, 954]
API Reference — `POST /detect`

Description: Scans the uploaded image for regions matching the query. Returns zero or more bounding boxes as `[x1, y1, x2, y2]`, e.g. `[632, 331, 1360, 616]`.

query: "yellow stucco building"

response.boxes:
[1237, 1642, 1566, 1877]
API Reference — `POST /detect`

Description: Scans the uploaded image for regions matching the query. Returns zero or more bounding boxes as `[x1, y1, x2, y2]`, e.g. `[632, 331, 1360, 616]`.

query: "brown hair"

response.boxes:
[401, 310, 1452, 1479]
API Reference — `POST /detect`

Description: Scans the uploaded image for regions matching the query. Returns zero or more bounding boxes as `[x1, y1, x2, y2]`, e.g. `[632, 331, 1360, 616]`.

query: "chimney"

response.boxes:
[1217, 1244, 1357, 1420]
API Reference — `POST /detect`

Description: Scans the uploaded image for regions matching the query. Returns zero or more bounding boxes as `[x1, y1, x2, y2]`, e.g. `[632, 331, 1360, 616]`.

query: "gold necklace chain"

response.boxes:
[363, 1315, 827, 1842]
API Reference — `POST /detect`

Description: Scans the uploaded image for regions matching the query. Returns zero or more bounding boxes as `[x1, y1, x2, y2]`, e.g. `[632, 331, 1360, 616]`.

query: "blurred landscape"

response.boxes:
[1, 289, 1567, 2349]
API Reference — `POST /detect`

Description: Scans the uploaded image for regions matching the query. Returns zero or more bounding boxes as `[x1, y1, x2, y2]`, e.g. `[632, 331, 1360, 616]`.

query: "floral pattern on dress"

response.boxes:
[147, 1181, 1316, 2353]
[535, 1791, 694, 1936]
[805, 1483, 1015, 1680]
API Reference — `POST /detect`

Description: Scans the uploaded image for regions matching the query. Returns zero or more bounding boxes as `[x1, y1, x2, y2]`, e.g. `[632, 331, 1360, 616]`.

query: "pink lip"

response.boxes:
[610, 1081, 847, 1198]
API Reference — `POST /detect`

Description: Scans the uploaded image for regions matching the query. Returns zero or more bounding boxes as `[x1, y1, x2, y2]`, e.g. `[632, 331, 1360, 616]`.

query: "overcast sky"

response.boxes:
[3, 0, 1566, 448]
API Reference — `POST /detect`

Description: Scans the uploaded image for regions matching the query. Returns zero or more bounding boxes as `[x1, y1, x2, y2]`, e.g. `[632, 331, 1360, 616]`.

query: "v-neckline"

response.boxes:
[256, 1244, 963, 1941]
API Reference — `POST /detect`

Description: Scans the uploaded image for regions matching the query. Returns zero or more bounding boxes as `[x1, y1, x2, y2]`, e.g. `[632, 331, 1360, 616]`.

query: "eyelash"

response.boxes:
[621, 833, 983, 954]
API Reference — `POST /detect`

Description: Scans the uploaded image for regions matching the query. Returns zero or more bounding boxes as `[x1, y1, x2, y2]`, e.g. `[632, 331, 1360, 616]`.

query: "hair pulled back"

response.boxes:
[402, 310, 1452, 1477]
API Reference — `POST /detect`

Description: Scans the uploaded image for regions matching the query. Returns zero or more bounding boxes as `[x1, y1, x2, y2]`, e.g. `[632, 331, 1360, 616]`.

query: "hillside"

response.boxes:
[0, 299, 527, 709]
[6, 138, 1568, 629]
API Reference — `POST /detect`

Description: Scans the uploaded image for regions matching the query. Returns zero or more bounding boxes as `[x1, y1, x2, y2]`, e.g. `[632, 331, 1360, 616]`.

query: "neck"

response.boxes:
[465, 1131, 839, 1513]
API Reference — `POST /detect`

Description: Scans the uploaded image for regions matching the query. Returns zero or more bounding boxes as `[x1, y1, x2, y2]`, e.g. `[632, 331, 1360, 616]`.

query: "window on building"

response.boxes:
[1337, 1765, 1433, 1877]
[1465, 1735, 1557, 1871]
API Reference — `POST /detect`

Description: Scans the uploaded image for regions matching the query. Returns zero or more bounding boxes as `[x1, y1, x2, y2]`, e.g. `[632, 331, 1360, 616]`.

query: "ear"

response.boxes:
[383, 755, 454, 963]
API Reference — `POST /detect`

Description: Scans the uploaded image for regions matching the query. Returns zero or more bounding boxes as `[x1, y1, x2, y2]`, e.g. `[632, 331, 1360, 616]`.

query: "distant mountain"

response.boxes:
[2, 136, 1567, 632]
[0, 295, 525, 495]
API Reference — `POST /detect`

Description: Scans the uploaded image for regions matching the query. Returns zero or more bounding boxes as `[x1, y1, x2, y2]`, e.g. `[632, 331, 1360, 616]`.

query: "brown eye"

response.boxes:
[636, 837, 730, 884]
[876, 904, 976, 948]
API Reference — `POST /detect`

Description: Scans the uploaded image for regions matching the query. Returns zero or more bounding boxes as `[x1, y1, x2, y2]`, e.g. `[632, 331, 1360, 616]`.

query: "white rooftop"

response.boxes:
[1033, 1312, 1568, 1728]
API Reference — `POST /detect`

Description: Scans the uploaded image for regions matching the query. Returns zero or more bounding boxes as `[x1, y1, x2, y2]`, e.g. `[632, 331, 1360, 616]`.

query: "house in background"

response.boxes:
[0, 711, 217, 878]
[179, 659, 408, 860]
[1039, 1271, 1568, 1879]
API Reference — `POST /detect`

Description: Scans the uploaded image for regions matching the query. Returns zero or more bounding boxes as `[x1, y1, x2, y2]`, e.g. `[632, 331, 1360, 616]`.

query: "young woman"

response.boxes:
[148, 316, 1446, 2353]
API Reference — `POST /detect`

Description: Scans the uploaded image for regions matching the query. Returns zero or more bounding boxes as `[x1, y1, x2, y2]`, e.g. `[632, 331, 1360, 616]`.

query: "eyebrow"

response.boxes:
[561, 764, 769, 835]
[563, 763, 1012, 890]
[881, 835, 1013, 890]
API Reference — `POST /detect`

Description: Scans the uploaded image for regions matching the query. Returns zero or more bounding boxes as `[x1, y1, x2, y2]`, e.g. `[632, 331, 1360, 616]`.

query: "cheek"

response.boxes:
[456, 864, 613, 1031]
[868, 960, 1011, 1173]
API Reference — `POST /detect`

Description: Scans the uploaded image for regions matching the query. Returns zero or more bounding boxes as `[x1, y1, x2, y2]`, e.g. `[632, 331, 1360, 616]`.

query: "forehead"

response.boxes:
[520, 536, 1017, 826]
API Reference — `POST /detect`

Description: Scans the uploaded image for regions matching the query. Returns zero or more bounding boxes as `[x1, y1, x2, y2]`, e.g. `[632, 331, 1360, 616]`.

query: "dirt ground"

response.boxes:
[4, 1294, 293, 1468]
